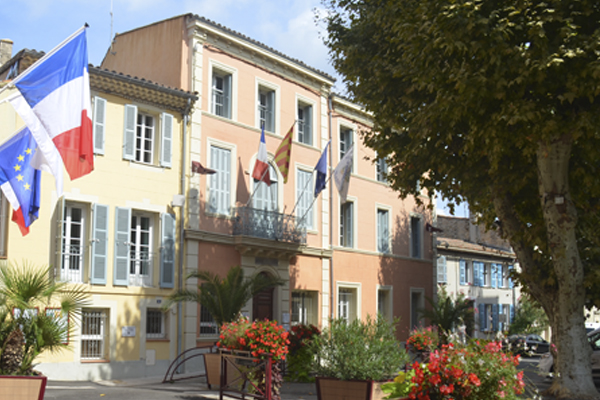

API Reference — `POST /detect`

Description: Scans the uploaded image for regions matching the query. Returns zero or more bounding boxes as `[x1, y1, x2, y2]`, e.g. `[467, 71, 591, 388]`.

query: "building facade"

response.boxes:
[435, 215, 520, 339]
[102, 14, 435, 352]
[1, 49, 197, 379]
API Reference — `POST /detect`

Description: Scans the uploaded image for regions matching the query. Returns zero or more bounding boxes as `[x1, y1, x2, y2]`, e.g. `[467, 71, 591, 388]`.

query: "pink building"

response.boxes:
[102, 14, 434, 348]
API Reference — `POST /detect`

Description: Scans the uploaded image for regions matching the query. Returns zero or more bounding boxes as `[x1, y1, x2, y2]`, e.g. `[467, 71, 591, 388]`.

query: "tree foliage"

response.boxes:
[509, 294, 549, 336]
[322, 0, 600, 397]
[420, 286, 474, 344]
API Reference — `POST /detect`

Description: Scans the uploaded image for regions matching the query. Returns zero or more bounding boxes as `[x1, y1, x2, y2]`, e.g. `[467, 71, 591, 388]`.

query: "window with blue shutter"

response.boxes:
[208, 145, 231, 215]
[496, 264, 503, 288]
[160, 112, 173, 168]
[160, 213, 176, 288]
[492, 304, 499, 331]
[113, 207, 131, 286]
[459, 260, 466, 285]
[479, 305, 486, 331]
[123, 104, 137, 160]
[473, 262, 481, 286]
[491, 264, 497, 288]
[91, 204, 109, 284]
[93, 96, 106, 155]
[510, 304, 515, 323]
[508, 265, 514, 288]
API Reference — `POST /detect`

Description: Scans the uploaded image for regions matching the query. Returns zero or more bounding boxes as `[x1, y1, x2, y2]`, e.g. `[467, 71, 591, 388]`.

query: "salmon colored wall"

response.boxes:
[289, 255, 323, 291]
[197, 242, 242, 275]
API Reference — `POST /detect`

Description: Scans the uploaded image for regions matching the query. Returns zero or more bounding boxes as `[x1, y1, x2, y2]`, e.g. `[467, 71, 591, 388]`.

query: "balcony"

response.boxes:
[232, 206, 306, 244]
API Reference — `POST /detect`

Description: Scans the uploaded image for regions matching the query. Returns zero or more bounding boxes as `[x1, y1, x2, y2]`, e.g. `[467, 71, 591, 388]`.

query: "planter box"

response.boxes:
[203, 352, 244, 389]
[0, 375, 47, 400]
[316, 377, 406, 400]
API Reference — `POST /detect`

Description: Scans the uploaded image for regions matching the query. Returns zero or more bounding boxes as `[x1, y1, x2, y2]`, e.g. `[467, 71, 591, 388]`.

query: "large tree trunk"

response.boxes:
[536, 137, 597, 399]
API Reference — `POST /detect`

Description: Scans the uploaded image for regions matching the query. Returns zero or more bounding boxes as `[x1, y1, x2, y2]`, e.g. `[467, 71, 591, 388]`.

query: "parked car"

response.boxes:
[507, 333, 551, 355]
[538, 328, 600, 377]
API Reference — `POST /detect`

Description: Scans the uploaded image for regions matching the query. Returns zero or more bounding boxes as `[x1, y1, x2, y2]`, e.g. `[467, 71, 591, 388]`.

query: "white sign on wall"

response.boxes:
[122, 326, 136, 337]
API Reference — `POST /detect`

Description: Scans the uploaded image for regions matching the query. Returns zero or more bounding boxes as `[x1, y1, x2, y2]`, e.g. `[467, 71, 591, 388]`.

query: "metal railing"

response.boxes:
[232, 206, 306, 244]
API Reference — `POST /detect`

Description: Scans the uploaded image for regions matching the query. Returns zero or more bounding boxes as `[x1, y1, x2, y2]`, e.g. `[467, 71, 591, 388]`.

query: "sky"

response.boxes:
[1, 0, 467, 218]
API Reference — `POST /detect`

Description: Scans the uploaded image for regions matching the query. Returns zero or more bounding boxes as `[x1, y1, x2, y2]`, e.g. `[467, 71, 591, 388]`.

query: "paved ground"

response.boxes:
[41, 356, 597, 400]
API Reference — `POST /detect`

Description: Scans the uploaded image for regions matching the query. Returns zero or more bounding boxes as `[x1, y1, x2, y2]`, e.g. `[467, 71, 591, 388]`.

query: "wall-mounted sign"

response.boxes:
[122, 326, 136, 337]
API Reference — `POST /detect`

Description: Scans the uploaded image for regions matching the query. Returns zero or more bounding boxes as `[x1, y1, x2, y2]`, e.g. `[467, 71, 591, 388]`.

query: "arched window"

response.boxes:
[252, 163, 278, 212]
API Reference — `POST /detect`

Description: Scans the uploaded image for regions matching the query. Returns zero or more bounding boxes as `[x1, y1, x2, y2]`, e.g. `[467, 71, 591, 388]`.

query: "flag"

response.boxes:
[191, 161, 216, 175]
[0, 127, 42, 236]
[334, 144, 354, 203]
[9, 26, 93, 182]
[252, 126, 270, 185]
[314, 141, 330, 197]
[274, 123, 294, 183]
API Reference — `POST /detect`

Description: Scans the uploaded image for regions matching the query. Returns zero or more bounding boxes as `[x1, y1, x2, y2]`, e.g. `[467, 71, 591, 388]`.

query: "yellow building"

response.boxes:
[0, 51, 197, 380]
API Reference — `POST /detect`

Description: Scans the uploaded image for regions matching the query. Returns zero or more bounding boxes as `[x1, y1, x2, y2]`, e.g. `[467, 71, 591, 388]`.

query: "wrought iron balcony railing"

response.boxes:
[232, 206, 306, 244]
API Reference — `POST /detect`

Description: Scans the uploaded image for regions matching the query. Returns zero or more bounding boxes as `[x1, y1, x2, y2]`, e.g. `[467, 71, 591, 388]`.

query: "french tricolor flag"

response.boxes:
[252, 126, 271, 186]
[9, 26, 93, 186]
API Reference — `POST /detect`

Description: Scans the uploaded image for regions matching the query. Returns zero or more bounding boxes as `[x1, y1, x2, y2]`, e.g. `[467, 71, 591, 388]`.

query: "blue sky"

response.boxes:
[1, 0, 466, 217]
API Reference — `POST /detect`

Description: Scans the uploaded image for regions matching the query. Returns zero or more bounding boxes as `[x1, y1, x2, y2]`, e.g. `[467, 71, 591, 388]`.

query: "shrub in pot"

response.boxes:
[286, 323, 320, 383]
[308, 316, 410, 400]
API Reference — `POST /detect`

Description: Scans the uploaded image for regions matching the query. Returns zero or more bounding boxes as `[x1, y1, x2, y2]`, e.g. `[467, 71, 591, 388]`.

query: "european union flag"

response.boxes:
[0, 127, 41, 235]
[314, 141, 330, 197]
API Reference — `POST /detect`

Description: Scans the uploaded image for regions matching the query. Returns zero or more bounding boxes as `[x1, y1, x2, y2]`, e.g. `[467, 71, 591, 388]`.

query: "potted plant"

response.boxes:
[308, 316, 410, 400]
[0, 261, 89, 400]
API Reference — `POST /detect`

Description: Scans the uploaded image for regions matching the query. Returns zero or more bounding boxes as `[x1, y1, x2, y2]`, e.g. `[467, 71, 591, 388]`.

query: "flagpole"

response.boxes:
[245, 166, 270, 207]
[328, 95, 334, 321]
[299, 174, 333, 224]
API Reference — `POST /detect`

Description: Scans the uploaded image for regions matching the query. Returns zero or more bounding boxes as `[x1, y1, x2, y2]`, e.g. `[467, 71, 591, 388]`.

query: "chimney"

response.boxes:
[0, 39, 13, 68]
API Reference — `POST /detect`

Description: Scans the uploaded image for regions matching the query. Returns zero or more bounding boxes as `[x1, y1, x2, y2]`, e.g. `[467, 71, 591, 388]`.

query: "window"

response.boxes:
[376, 156, 387, 182]
[208, 145, 231, 215]
[291, 291, 318, 325]
[0, 191, 9, 257]
[253, 163, 278, 212]
[508, 265, 514, 288]
[297, 102, 313, 145]
[258, 87, 275, 132]
[123, 104, 173, 168]
[377, 287, 392, 322]
[410, 216, 422, 258]
[129, 212, 153, 287]
[377, 209, 390, 253]
[478, 304, 488, 331]
[340, 127, 353, 172]
[496, 264, 504, 288]
[146, 308, 166, 339]
[437, 256, 447, 283]
[296, 169, 314, 230]
[212, 70, 232, 118]
[338, 287, 358, 322]
[459, 259, 467, 285]
[340, 202, 354, 248]
[81, 308, 108, 360]
[61, 203, 86, 283]
[200, 304, 218, 336]
[473, 261, 484, 286]
[483, 264, 490, 286]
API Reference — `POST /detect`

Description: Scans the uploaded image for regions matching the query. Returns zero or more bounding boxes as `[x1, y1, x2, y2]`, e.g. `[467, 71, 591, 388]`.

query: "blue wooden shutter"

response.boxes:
[160, 112, 173, 168]
[479, 305, 485, 331]
[497, 264, 503, 287]
[93, 96, 106, 155]
[492, 304, 499, 331]
[91, 204, 109, 284]
[491, 264, 497, 288]
[459, 260, 466, 285]
[123, 104, 137, 160]
[160, 212, 176, 288]
[509, 265, 514, 288]
[113, 207, 131, 286]
[510, 304, 515, 323]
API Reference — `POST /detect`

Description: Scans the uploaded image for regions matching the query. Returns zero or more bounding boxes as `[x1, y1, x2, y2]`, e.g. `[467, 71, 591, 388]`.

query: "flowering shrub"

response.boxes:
[287, 324, 321, 382]
[288, 324, 320, 354]
[217, 317, 290, 361]
[407, 326, 439, 352]
[394, 340, 525, 400]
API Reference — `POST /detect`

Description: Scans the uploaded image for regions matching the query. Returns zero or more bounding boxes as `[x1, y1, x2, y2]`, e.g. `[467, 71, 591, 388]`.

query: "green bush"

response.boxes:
[308, 316, 409, 381]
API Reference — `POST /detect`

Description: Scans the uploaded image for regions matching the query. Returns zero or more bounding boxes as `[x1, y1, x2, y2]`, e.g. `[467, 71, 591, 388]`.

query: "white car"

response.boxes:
[539, 328, 600, 377]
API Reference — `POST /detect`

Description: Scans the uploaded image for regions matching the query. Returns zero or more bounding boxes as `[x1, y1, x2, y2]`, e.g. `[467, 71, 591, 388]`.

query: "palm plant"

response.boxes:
[165, 265, 284, 327]
[420, 286, 474, 345]
[0, 261, 90, 375]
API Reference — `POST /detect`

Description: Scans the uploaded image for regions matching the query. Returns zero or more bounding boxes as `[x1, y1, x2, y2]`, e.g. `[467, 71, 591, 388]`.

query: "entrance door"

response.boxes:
[253, 273, 274, 321]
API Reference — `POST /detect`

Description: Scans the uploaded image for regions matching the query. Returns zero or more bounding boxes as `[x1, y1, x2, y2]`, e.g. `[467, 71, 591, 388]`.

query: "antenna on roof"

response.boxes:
[110, 0, 116, 55]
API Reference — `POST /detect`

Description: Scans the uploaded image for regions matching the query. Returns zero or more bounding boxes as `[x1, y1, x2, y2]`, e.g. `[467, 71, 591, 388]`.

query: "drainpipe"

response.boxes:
[178, 98, 192, 365]
[328, 94, 334, 320]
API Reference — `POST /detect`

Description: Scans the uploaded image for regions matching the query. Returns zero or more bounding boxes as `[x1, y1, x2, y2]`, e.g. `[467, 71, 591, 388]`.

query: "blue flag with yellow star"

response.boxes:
[0, 127, 41, 235]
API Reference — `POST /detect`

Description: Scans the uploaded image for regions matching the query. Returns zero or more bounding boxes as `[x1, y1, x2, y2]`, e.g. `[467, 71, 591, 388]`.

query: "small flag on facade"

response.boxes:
[333, 144, 354, 203]
[314, 141, 330, 197]
[0, 127, 42, 236]
[252, 125, 271, 185]
[191, 161, 216, 175]
[274, 123, 294, 183]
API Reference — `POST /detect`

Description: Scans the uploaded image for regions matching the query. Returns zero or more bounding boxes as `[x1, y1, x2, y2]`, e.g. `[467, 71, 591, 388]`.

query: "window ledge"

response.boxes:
[81, 359, 110, 364]
[147, 338, 170, 342]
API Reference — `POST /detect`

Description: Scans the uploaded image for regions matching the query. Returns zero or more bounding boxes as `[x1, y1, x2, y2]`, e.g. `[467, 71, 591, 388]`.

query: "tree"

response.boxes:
[420, 286, 474, 344]
[165, 266, 284, 327]
[509, 294, 550, 336]
[322, 0, 600, 398]
[0, 261, 89, 375]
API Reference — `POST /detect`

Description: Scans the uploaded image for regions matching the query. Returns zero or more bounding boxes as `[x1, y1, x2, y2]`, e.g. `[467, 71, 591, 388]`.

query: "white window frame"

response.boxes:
[146, 308, 167, 339]
[209, 60, 237, 120]
[61, 202, 88, 283]
[206, 138, 237, 217]
[337, 282, 361, 323]
[255, 78, 280, 134]
[199, 303, 219, 337]
[339, 196, 357, 248]
[375, 204, 392, 253]
[409, 213, 423, 259]
[376, 154, 388, 183]
[296, 166, 316, 231]
[135, 112, 156, 164]
[129, 211, 154, 287]
[291, 290, 318, 326]
[377, 285, 393, 323]
[296, 94, 316, 146]
[81, 308, 109, 361]
[337, 121, 357, 173]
